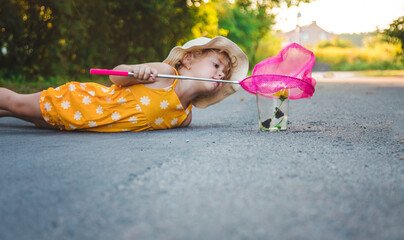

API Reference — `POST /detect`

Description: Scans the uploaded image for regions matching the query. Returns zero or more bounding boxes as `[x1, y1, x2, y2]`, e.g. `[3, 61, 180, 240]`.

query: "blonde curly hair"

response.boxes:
[174, 48, 238, 80]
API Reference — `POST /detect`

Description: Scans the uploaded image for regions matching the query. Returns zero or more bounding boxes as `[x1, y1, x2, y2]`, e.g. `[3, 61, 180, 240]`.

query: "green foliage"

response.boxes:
[338, 32, 372, 47]
[0, 0, 59, 77]
[0, 71, 111, 93]
[317, 37, 354, 48]
[381, 15, 404, 54]
[218, 0, 311, 67]
[0, 0, 314, 86]
[0, 0, 197, 80]
[189, 0, 221, 39]
[254, 32, 283, 63]
[218, 3, 273, 67]
[314, 34, 403, 71]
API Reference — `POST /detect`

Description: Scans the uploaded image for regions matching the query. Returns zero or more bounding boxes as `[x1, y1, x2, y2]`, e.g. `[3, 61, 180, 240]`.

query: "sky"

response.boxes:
[274, 0, 404, 34]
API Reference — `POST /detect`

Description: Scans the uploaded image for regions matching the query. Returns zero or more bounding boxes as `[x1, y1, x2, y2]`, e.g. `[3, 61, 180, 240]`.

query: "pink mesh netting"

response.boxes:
[239, 43, 316, 99]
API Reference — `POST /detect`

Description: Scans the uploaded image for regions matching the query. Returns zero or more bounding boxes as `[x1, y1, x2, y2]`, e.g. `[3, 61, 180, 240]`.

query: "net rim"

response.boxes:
[240, 74, 315, 94]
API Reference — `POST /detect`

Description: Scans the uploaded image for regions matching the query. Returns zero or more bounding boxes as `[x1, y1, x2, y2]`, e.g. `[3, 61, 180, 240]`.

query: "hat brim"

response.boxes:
[164, 36, 248, 108]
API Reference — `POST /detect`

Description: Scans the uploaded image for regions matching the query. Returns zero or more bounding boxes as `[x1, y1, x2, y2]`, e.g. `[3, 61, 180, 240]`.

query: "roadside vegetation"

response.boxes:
[314, 34, 403, 71]
[1, 1, 402, 93]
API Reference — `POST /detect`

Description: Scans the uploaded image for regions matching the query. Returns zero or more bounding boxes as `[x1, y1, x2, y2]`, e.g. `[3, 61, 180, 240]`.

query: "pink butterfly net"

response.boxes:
[239, 43, 316, 99]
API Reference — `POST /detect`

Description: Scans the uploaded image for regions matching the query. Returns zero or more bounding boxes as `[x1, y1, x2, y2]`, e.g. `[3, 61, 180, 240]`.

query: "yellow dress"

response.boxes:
[39, 79, 192, 132]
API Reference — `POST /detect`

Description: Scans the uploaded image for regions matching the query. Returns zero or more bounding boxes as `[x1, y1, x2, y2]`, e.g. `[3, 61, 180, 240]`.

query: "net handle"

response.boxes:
[90, 69, 239, 84]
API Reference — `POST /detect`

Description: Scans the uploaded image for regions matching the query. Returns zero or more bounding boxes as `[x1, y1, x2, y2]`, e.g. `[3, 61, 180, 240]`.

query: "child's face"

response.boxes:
[191, 51, 230, 80]
[187, 51, 231, 94]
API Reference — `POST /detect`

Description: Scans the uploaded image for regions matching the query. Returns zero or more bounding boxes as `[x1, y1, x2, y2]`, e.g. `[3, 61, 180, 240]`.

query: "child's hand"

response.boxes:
[129, 64, 157, 83]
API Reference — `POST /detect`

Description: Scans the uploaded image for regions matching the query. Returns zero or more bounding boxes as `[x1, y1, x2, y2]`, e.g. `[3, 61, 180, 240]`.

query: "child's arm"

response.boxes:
[110, 63, 175, 87]
[180, 111, 192, 127]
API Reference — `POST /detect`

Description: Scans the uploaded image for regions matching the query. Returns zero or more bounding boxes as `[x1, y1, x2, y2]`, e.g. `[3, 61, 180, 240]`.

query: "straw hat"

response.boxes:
[164, 36, 249, 108]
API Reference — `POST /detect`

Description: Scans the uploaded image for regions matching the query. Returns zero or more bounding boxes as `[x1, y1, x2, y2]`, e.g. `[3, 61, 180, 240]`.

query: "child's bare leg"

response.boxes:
[0, 88, 56, 128]
[0, 88, 57, 128]
[0, 88, 43, 119]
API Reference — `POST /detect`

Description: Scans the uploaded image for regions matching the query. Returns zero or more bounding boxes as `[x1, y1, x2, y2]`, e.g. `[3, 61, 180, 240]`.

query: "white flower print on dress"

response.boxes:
[111, 112, 121, 121]
[155, 118, 163, 125]
[122, 129, 129, 132]
[129, 116, 138, 124]
[88, 121, 97, 127]
[171, 118, 178, 126]
[140, 96, 150, 106]
[74, 111, 82, 121]
[176, 104, 183, 110]
[101, 87, 109, 93]
[105, 97, 111, 103]
[69, 84, 76, 91]
[41, 97, 45, 102]
[43, 102, 52, 112]
[186, 109, 190, 115]
[88, 91, 95, 96]
[117, 97, 127, 104]
[125, 88, 131, 92]
[61, 100, 70, 110]
[96, 106, 103, 115]
[55, 87, 60, 91]
[160, 100, 169, 109]
[69, 124, 77, 129]
[109, 89, 115, 95]
[55, 95, 63, 98]
[80, 83, 86, 89]
[136, 104, 142, 111]
[82, 96, 91, 105]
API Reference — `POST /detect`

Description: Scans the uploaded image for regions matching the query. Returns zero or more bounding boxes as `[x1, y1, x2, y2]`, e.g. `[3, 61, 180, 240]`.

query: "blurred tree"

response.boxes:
[0, 0, 198, 80]
[218, 0, 312, 67]
[0, 0, 314, 80]
[0, 0, 59, 76]
[189, 0, 219, 39]
[180, 0, 229, 43]
[316, 37, 354, 48]
[255, 31, 283, 62]
[382, 16, 404, 56]
[338, 32, 371, 47]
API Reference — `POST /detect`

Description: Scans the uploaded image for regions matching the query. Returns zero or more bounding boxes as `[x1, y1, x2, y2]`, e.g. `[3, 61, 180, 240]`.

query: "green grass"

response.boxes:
[0, 74, 112, 94]
[355, 70, 404, 77]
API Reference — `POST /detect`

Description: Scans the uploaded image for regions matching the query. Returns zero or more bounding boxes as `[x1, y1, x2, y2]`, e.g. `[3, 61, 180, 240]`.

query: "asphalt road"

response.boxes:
[1, 75, 403, 240]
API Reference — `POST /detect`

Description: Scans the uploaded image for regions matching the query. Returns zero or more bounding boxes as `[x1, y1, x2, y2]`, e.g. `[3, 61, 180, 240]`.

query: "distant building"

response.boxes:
[283, 21, 334, 47]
